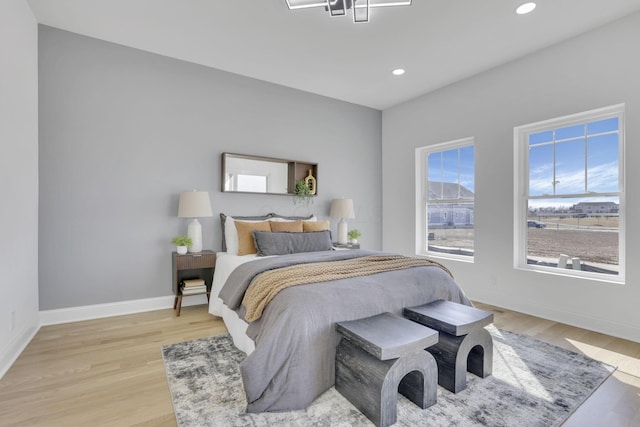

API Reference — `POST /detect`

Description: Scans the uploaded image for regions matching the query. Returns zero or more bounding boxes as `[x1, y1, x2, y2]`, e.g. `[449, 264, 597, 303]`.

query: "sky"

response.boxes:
[426, 117, 619, 209]
[427, 145, 474, 193]
[528, 117, 619, 209]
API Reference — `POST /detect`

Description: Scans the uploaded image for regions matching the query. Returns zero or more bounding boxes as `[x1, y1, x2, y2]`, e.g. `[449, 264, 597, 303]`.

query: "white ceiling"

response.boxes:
[26, 0, 640, 110]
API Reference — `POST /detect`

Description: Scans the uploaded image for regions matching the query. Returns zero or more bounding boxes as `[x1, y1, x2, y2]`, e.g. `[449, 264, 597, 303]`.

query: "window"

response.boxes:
[235, 174, 268, 193]
[225, 173, 268, 193]
[514, 104, 625, 282]
[415, 138, 475, 260]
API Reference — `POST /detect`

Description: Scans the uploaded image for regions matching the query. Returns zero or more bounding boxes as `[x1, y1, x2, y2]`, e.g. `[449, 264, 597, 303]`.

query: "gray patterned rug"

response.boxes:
[161, 326, 615, 427]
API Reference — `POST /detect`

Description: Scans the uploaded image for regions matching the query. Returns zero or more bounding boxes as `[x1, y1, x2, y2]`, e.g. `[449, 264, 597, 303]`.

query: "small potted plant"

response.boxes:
[347, 229, 362, 244]
[171, 236, 192, 255]
[293, 179, 314, 205]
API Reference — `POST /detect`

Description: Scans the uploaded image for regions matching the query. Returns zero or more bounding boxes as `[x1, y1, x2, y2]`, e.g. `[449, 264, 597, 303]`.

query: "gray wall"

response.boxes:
[39, 26, 382, 310]
[382, 12, 640, 342]
[0, 0, 39, 375]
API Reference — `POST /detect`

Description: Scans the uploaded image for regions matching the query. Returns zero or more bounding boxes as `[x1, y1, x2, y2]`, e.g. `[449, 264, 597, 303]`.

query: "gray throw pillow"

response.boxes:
[253, 230, 333, 256]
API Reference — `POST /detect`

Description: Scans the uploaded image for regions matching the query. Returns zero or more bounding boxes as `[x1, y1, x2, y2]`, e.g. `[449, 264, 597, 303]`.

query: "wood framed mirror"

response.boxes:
[221, 153, 318, 196]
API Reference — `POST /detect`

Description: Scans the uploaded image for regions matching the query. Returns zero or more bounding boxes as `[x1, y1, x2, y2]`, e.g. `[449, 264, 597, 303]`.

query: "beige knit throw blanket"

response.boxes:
[242, 254, 453, 322]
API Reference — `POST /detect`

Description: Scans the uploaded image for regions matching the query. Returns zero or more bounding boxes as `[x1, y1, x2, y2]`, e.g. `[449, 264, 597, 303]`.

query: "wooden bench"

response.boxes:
[335, 312, 439, 427]
[404, 299, 493, 393]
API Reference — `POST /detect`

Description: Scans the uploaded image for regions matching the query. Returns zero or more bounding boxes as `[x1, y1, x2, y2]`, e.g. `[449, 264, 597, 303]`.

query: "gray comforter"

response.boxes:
[219, 250, 471, 413]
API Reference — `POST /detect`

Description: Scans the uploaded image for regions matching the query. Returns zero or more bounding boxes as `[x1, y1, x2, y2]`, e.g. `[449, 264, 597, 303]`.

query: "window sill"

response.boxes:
[515, 264, 624, 285]
[416, 251, 474, 264]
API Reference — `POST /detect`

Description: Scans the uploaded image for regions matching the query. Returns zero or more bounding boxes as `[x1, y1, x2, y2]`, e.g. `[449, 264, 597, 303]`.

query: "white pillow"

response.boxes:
[224, 216, 239, 255]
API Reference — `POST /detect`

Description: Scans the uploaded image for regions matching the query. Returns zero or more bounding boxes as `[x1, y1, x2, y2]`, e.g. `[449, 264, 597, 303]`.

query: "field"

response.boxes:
[430, 217, 619, 266]
[531, 216, 619, 229]
[529, 216, 618, 264]
[527, 228, 618, 264]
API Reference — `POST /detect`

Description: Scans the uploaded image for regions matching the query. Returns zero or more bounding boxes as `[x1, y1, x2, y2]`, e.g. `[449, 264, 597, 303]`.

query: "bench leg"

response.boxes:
[396, 351, 438, 409]
[427, 327, 493, 393]
[465, 327, 493, 379]
[336, 338, 437, 427]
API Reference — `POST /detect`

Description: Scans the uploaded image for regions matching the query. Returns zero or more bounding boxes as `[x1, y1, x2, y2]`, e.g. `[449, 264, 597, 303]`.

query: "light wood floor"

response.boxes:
[0, 303, 638, 426]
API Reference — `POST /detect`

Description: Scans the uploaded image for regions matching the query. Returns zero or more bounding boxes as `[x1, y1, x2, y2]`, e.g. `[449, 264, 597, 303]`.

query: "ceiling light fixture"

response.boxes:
[516, 2, 536, 15]
[392, 68, 405, 76]
[285, 0, 412, 23]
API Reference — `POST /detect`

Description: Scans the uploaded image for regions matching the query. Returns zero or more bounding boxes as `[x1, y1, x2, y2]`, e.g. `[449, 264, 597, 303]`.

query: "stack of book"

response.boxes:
[181, 278, 207, 295]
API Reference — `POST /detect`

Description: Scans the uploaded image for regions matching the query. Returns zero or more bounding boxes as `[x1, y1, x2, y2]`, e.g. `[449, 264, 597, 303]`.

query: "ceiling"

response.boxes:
[26, 0, 640, 110]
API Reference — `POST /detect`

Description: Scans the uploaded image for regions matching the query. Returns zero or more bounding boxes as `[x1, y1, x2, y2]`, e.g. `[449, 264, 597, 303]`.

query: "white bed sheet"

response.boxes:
[208, 252, 266, 355]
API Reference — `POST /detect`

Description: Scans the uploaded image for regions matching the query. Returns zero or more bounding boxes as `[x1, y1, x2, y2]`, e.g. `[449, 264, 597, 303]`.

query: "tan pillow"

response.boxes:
[235, 221, 271, 255]
[270, 220, 303, 232]
[303, 220, 330, 232]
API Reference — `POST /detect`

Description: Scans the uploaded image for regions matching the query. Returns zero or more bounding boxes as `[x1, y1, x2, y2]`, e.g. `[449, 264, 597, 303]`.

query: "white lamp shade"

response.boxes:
[330, 198, 355, 219]
[178, 191, 213, 218]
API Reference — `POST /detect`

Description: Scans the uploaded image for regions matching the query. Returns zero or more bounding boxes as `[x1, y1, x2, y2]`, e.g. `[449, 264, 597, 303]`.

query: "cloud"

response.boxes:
[586, 162, 619, 191]
[529, 161, 618, 195]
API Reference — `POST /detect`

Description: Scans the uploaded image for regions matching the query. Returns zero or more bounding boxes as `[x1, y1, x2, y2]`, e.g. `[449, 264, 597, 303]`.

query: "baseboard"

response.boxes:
[0, 323, 40, 380]
[40, 294, 208, 326]
[472, 294, 640, 344]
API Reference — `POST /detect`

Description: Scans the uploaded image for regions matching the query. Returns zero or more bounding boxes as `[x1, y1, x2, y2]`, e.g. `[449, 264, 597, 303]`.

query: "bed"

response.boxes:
[208, 213, 471, 413]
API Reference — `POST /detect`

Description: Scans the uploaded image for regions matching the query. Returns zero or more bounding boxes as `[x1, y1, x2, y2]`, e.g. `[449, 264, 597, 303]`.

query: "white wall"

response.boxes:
[0, 0, 40, 377]
[382, 12, 640, 342]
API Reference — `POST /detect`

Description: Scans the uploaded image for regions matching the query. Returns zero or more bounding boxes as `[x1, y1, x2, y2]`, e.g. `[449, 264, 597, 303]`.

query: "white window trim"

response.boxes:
[513, 104, 625, 284]
[415, 137, 475, 262]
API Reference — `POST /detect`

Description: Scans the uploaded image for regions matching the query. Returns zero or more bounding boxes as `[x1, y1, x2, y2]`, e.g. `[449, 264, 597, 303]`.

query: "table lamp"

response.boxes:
[330, 198, 355, 245]
[178, 190, 213, 253]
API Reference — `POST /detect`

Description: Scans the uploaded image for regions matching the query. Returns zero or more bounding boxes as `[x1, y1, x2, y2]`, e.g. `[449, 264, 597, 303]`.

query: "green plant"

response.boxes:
[348, 229, 362, 240]
[293, 179, 314, 205]
[171, 235, 193, 247]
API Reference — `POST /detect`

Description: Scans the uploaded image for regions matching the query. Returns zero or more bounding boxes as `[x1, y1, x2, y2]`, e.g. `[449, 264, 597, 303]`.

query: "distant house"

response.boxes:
[428, 181, 474, 227]
[571, 202, 619, 215]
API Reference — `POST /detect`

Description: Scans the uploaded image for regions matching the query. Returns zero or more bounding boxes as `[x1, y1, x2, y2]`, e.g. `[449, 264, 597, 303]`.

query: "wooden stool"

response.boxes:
[404, 299, 493, 393]
[335, 312, 439, 427]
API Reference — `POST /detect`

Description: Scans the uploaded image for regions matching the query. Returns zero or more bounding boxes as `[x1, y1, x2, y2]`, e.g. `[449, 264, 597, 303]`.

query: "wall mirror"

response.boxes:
[221, 153, 318, 195]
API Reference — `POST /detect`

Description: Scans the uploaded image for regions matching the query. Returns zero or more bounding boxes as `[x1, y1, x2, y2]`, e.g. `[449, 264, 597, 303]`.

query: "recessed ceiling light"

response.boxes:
[392, 68, 405, 76]
[516, 2, 536, 15]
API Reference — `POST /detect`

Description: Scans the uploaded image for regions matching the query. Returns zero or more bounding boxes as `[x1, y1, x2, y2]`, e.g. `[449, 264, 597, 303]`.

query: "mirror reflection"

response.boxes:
[222, 154, 289, 194]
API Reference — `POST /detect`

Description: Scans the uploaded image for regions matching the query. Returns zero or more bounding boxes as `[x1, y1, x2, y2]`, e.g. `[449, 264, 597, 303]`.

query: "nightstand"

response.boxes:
[172, 250, 216, 316]
[334, 243, 360, 249]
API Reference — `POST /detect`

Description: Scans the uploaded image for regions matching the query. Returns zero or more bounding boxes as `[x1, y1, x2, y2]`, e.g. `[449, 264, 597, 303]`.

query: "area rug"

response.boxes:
[161, 327, 615, 427]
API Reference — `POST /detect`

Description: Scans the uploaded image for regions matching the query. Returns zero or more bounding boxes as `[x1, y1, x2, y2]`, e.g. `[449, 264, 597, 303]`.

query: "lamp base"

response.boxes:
[187, 218, 203, 253]
[337, 218, 348, 245]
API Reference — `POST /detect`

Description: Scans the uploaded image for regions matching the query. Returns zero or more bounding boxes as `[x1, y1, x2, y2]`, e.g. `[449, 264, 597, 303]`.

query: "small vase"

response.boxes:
[304, 169, 317, 195]
[350, 239, 358, 244]
[176, 245, 188, 255]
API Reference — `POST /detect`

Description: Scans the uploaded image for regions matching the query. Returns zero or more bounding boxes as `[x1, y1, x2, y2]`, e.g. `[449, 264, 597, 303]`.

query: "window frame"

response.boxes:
[415, 137, 475, 262]
[513, 104, 625, 283]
